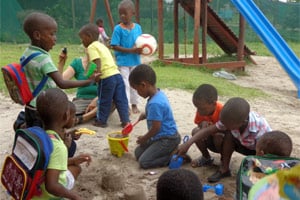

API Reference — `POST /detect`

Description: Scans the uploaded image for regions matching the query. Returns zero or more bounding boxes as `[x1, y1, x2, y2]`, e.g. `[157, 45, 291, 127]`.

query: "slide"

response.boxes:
[231, 0, 300, 98]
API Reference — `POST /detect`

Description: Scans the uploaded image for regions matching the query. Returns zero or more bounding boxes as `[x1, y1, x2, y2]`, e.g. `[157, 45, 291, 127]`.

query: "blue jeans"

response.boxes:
[135, 133, 181, 169]
[96, 74, 129, 124]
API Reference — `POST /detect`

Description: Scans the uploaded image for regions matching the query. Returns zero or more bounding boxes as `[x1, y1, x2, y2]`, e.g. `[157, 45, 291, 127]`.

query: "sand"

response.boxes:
[0, 56, 299, 200]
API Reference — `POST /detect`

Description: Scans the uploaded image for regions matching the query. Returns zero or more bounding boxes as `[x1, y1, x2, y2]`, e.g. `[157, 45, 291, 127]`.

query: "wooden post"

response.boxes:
[238, 14, 245, 70]
[174, 0, 179, 59]
[193, 0, 201, 64]
[238, 14, 245, 61]
[104, 0, 115, 31]
[89, 0, 97, 23]
[158, 0, 164, 60]
[201, 0, 207, 63]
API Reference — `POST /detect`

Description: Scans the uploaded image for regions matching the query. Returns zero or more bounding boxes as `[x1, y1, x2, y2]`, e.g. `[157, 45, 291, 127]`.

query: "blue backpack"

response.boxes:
[1, 126, 53, 200]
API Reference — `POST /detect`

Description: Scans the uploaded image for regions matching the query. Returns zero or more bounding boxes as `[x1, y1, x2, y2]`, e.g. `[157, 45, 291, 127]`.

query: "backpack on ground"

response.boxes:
[1, 126, 53, 200]
[1, 52, 48, 105]
[236, 154, 300, 200]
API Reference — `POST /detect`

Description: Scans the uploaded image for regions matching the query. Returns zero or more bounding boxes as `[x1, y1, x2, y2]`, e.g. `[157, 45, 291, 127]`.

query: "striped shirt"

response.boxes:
[216, 111, 272, 150]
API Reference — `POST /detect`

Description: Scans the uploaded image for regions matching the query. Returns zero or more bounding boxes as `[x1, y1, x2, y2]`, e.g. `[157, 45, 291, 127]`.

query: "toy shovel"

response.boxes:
[121, 120, 140, 135]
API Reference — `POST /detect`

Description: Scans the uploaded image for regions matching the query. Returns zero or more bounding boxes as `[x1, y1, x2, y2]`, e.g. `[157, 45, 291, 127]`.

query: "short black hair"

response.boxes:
[257, 130, 292, 156]
[37, 88, 69, 125]
[193, 84, 218, 104]
[96, 18, 103, 25]
[79, 23, 99, 41]
[220, 97, 250, 126]
[129, 64, 156, 86]
[157, 169, 203, 200]
[23, 12, 56, 39]
[118, 0, 135, 12]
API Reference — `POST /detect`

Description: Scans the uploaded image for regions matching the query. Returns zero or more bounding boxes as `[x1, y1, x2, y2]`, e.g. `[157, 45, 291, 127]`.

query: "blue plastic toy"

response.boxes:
[168, 135, 189, 169]
[203, 183, 224, 196]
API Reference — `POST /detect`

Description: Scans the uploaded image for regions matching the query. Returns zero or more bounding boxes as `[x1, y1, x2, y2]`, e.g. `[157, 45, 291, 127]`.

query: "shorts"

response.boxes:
[233, 137, 256, 156]
[65, 170, 75, 190]
[72, 98, 94, 115]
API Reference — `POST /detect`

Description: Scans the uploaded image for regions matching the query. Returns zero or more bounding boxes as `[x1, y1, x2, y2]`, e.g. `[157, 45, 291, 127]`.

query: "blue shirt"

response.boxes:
[146, 90, 178, 141]
[110, 23, 142, 67]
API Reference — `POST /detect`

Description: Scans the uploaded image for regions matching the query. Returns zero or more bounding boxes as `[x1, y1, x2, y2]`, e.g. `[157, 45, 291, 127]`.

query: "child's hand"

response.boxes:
[72, 131, 81, 140]
[133, 47, 144, 54]
[138, 112, 146, 121]
[74, 154, 92, 167]
[136, 135, 147, 145]
[177, 142, 190, 157]
[89, 72, 101, 83]
[58, 50, 67, 66]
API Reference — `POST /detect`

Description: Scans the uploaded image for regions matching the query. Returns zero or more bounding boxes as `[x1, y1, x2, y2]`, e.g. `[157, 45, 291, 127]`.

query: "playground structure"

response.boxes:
[90, 0, 300, 98]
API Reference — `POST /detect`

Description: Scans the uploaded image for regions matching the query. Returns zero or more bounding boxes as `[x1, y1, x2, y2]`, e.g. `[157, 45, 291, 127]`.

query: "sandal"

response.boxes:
[191, 156, 214, 168]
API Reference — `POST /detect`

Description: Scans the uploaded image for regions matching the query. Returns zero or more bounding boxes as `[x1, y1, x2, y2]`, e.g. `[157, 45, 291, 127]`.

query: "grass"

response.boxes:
[2, 41, 299, 99]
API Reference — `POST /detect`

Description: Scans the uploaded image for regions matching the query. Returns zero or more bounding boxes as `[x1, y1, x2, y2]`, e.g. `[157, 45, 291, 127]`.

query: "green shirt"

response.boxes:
[22, 45, 57, 107]
[32, 130, 67, 200]
[70, 58, 97, 99]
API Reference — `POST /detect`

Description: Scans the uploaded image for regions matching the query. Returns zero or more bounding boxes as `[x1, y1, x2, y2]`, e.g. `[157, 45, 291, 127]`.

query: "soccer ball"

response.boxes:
[135, 34, 157, 56]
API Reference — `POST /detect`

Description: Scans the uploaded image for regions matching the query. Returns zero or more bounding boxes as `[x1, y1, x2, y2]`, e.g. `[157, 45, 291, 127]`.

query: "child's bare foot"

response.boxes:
[131, 104, 140, 114]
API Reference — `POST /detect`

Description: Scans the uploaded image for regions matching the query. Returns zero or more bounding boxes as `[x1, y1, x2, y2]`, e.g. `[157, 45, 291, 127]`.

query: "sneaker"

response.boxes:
[207, 170, 231, 183]
[92, 120, 108, 128]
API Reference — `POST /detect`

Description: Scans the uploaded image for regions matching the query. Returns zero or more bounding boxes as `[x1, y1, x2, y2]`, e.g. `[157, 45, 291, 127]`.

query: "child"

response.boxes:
[129, 64, 181, 169]
[177, 97, 272, 182]
[34, 88, 91, 199]
[110, 0, 144, 114]
[64, 101, 82, 158]
[190, 84, 224, 167]
[256, 130, 292, 157]
[156, 169, 204, 200]
[96, 18, 110, 45]
[78, 23, 130, 128]
[22, 12, 97, 128]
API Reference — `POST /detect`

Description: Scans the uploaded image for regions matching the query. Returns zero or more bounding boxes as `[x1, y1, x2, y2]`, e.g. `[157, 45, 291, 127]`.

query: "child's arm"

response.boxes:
[45, 169, 82, 200]
[92, 58, 101, 74]
[48, 71, 97, 89]
[112, 45, 143, 55]
[68, 154, 91, 167]
[137, 120, 161, 145]
[177, 125, 219, 156]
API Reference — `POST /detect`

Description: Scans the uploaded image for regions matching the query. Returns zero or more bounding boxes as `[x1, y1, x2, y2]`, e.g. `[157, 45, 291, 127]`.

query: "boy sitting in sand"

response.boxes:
[190, 84, 224, 167]
[129, 64, 181, 169]
[33, 88, 91, 199]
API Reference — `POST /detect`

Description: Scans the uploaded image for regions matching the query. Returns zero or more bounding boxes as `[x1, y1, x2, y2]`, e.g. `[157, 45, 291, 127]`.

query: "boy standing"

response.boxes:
[110, 0, 143, 114]
[34, 88, 91, 199]
[79, 23, 130, 128]
[22, 12, 96, 128]
[129, 64, 181, 169]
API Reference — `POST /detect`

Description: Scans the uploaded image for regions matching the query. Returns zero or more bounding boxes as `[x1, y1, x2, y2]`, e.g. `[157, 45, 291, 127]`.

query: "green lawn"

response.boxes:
[2, 41, 298, 99]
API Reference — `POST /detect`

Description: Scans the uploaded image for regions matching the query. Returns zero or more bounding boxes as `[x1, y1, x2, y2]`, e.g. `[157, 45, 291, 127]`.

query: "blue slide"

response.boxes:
[231, 0, 300, 98]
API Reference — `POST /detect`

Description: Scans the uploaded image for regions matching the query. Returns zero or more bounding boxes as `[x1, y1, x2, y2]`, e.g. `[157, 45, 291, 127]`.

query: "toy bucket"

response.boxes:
[107, 131, 129, 157]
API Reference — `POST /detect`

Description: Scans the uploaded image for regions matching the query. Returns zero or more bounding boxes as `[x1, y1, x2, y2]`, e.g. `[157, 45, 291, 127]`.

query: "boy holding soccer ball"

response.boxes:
[111, 0, 144, 114]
